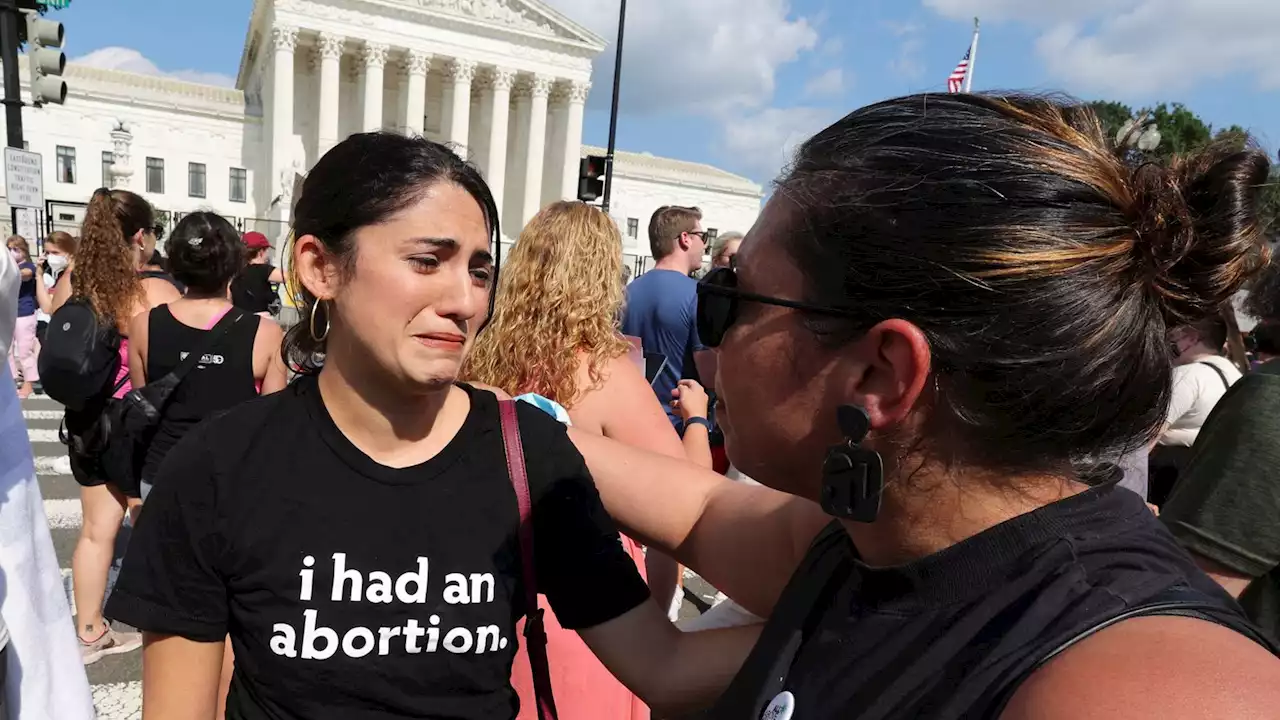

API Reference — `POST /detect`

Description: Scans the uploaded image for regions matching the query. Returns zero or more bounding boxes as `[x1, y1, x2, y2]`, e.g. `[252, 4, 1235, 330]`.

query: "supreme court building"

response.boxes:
[6, 0, 763, 273]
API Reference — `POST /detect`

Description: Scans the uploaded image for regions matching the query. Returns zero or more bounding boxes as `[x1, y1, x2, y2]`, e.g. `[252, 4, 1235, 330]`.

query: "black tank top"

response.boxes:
[711, 480, 1277, 719]
[142, 305, 261, 482]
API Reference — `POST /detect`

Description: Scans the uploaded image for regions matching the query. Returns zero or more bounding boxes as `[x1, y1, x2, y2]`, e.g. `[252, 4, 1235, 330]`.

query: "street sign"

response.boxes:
[4, 147, 44, 209]
[14, 207, 38, 242]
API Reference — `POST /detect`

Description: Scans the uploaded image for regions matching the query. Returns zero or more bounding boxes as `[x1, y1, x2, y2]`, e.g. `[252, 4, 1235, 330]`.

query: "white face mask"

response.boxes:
[46, 254, 68, 273]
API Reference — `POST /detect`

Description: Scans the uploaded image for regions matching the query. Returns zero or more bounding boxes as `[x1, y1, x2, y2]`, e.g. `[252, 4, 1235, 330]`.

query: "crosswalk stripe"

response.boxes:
[45, 498, 82, 529]
[23, 409, 64, 420]
[28, 428, 61, 444]
[92, 680, 141, 720]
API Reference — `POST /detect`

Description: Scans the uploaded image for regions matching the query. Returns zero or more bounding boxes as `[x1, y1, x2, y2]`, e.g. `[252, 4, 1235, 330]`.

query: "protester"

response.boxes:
[35, 231, 78, 343]
[0, 242, 97, 718]
[709, 231, 743, 270]
[231, 230, 284, 316]
[51, 188, 182, 663]
[128, 211, 288, 500]
[1150, 314, 1243, 505]
[568, 94, 1280, 718]
[465, 200, 710, 720]
[6, 236, 40, 399]
[106, 132, 759, 719]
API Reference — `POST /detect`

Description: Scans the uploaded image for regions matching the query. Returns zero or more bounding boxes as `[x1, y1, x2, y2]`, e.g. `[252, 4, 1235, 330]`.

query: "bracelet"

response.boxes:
[682, 417, 712, 433]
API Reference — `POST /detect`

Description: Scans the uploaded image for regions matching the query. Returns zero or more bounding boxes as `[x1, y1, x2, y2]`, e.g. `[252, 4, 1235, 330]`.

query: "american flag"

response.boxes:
[948, 49, 970, 93]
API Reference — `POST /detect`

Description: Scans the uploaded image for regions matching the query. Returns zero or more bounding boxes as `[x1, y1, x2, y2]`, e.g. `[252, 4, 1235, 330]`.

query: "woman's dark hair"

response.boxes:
[778, 93, 1271, 474]
[75, 188, 153, 322]
[1253, 321, 1280, 356]
[165, 212, 245, 295]
[1245, 252, 1280, 322]
[283, 131, 501, 374]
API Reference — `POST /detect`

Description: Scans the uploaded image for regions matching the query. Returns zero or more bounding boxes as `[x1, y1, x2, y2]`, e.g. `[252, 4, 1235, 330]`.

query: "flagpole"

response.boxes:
[964, 17, 980, 93]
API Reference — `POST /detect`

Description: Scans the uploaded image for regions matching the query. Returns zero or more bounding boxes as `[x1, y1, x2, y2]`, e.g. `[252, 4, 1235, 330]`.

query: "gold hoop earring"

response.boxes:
[309, 300, 330, 343]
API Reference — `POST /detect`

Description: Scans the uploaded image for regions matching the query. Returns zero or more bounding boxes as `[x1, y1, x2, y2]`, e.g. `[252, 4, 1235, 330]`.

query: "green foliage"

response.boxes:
[1145, 103, 1212, 159]
[1087, 100, 1135, 145]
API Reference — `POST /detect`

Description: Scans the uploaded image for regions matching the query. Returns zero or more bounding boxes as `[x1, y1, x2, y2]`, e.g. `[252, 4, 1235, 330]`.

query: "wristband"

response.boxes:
[682, 417, 713, 433]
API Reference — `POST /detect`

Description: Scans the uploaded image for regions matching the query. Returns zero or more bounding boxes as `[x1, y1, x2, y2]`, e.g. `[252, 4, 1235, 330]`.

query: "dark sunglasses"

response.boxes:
[152, 224, 165, 241]
[696, 267, 860, 347]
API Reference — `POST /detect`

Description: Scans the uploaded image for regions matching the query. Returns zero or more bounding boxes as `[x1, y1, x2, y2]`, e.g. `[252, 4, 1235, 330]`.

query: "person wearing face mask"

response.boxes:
[566, 94, 1280, 719]
[1149, 314, 1243, 507]
[50, 188, 182, 664]
[34, 231, 76, 346]
[106, 133, 760, 720]
[6, 236, 41, 399]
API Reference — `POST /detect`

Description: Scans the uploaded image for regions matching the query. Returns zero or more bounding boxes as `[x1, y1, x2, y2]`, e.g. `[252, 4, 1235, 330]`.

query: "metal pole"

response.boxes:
[601, 0, 626, 214]
[964, 17, 979, 93]
[0, 0, 22, 149]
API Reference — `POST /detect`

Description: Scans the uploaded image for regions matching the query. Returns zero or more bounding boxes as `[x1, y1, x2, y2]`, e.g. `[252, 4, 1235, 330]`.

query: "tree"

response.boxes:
[1144, 103, 1212, 160]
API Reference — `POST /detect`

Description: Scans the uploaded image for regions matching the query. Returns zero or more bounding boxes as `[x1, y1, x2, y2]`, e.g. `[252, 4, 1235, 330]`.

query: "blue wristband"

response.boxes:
[682, 417, 713, 433]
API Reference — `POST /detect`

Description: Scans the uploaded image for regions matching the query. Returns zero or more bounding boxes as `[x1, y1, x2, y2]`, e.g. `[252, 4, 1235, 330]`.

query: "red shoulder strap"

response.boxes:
[498, 400, 559, 720]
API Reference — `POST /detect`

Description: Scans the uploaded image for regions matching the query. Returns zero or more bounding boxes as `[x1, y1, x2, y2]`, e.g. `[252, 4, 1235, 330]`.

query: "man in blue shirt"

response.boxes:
[622, 205, 709, 427]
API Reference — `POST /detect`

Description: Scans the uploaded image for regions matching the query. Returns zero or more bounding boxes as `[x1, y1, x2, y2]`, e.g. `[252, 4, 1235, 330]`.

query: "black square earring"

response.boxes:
[820, 405, 885, 523]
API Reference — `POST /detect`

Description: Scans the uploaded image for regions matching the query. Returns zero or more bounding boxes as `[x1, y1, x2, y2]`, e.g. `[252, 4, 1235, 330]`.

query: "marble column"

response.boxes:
[560, 80, 590, 201]
[269, 25, 298, 238]
[484, 68, 515, 223]
[401, 50, 431, 136]
[521, 74, 553, 228]
[361, 42, 389, 132]
[315, 32, 344, 154]
[446, 59, 477, 158]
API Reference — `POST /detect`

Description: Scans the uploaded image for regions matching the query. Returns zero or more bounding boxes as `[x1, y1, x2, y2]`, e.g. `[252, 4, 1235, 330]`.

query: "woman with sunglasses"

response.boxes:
[567, 94, 1280, 719]
[106, 133, 760, 719]
[50, 188, 182, 663]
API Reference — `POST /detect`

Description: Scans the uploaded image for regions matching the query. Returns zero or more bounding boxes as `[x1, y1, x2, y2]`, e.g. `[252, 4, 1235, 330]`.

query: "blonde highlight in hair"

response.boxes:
[464, 201, 631, 407]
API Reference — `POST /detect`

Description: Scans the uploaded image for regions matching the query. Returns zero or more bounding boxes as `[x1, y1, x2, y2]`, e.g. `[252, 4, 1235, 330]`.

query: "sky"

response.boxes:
[46, 0, 1280, 186]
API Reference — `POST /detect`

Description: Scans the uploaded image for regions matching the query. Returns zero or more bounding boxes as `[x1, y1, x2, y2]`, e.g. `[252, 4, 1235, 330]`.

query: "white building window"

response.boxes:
[56, 146, 76, 184]
[146, 157, 165, 194]
[229, 167, 247, 203]
[626, 218, 639, 239]
[101, 151, 113, 187]
[188, 162, 207, 198]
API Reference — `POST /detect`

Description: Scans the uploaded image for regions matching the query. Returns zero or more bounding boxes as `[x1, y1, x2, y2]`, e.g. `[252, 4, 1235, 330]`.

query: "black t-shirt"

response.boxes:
[711, 481, 1261, 720]
[231, 263, 277, 314]
[106, 376, 650, 720]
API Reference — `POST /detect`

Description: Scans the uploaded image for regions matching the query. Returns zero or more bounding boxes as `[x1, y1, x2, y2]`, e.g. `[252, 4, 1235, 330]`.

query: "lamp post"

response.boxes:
[601, 0, 626, 215]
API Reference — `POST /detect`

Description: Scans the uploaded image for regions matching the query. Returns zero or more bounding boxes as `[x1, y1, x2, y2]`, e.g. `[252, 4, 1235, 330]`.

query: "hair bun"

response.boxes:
[1131, 144, 1272, 327]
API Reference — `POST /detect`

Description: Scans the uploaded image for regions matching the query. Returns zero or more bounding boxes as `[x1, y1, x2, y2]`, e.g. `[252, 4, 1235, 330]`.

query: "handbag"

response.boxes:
[100, 309, 246, 489]
[497, 400, 559, 720]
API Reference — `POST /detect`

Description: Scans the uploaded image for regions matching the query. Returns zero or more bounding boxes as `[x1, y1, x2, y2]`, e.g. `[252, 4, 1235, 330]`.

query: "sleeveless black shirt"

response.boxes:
[711, 481, 1274, 719]
[142, 305, 261, 483]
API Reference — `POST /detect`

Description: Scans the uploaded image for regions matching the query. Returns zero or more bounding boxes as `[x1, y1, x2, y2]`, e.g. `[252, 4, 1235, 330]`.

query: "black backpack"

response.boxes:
[38, 297, 123, 411]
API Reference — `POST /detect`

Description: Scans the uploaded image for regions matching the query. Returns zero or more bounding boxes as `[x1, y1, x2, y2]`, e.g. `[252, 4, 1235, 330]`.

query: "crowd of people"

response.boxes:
[1, 91, 1279, 719]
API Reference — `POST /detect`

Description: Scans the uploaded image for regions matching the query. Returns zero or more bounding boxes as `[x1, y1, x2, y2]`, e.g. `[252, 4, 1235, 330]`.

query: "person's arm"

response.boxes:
[142, 634, 224, 720]
[268, 265, 285, 284]
[580, 602, 762, 715]
[127, 310, 150, 388]
[567, 428, 829, 617]
[672, 379, 714, 469]
[51, 270, 72, 312]
[255, 319, 288, 395]
[1190, 554, 1253, 598]
[33, 263, 53, 315]
[18, 261, 33, 281]
[1001, 616, 1280, 719]
[1161, 366, 1199, 438]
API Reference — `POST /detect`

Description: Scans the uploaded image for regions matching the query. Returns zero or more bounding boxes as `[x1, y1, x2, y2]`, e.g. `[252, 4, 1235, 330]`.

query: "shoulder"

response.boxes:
[1002, 616, 1280, 719]
[142, 276, 182, 304]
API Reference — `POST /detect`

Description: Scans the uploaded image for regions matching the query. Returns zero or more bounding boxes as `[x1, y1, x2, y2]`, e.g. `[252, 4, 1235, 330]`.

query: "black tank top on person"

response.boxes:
[710, 480, 1277, 720]
[141, 305, 261, 483]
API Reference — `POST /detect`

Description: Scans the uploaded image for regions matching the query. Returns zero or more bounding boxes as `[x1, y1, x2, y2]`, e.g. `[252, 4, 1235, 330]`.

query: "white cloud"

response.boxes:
[803, 68, 845, 99]
[922, 0, 1280, 95]
[545, 0, 817, 114]
[73, 47, 236, 88]
[884, 21, 926, 80]
[820, 37, 844, 57]
[720, 106, 839, 180]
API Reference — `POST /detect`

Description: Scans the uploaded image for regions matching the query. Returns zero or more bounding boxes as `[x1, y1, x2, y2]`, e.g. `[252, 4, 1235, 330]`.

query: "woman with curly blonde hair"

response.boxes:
[466, 201, 701, 720]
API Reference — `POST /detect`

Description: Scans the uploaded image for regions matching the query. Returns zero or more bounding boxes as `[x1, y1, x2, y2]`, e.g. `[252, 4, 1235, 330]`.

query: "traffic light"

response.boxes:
[577, 155, 606, 203]
[25, 13, 66, 106]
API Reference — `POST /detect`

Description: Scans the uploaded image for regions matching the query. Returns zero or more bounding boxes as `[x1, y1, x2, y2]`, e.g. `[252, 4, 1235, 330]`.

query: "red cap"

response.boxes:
[243, 231, 271, 250]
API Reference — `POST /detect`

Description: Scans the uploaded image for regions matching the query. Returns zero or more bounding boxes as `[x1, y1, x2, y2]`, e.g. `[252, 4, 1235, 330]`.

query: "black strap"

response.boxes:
[992, 585, 1279, 713]
[165, 310, 245, 385]
[1198, 361, 1231, 390]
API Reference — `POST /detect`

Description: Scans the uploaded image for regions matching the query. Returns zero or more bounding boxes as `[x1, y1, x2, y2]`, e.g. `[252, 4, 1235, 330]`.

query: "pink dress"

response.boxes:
[112, 340, 131, 399]
[510, 534, 650, 720]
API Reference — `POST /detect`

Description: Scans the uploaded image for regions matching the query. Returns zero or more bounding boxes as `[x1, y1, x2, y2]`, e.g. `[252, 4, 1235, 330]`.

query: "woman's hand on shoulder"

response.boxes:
[1002, 616, 1280, 719]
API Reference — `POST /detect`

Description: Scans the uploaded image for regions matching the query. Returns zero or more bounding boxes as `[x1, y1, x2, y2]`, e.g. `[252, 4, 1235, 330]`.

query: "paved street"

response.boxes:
[23, 392, 720, 719]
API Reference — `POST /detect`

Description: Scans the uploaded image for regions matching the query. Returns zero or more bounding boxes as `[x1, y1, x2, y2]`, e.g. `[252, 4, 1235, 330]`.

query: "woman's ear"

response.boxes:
[294, 234, 340, 301]
[846, 319, 932, 429]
